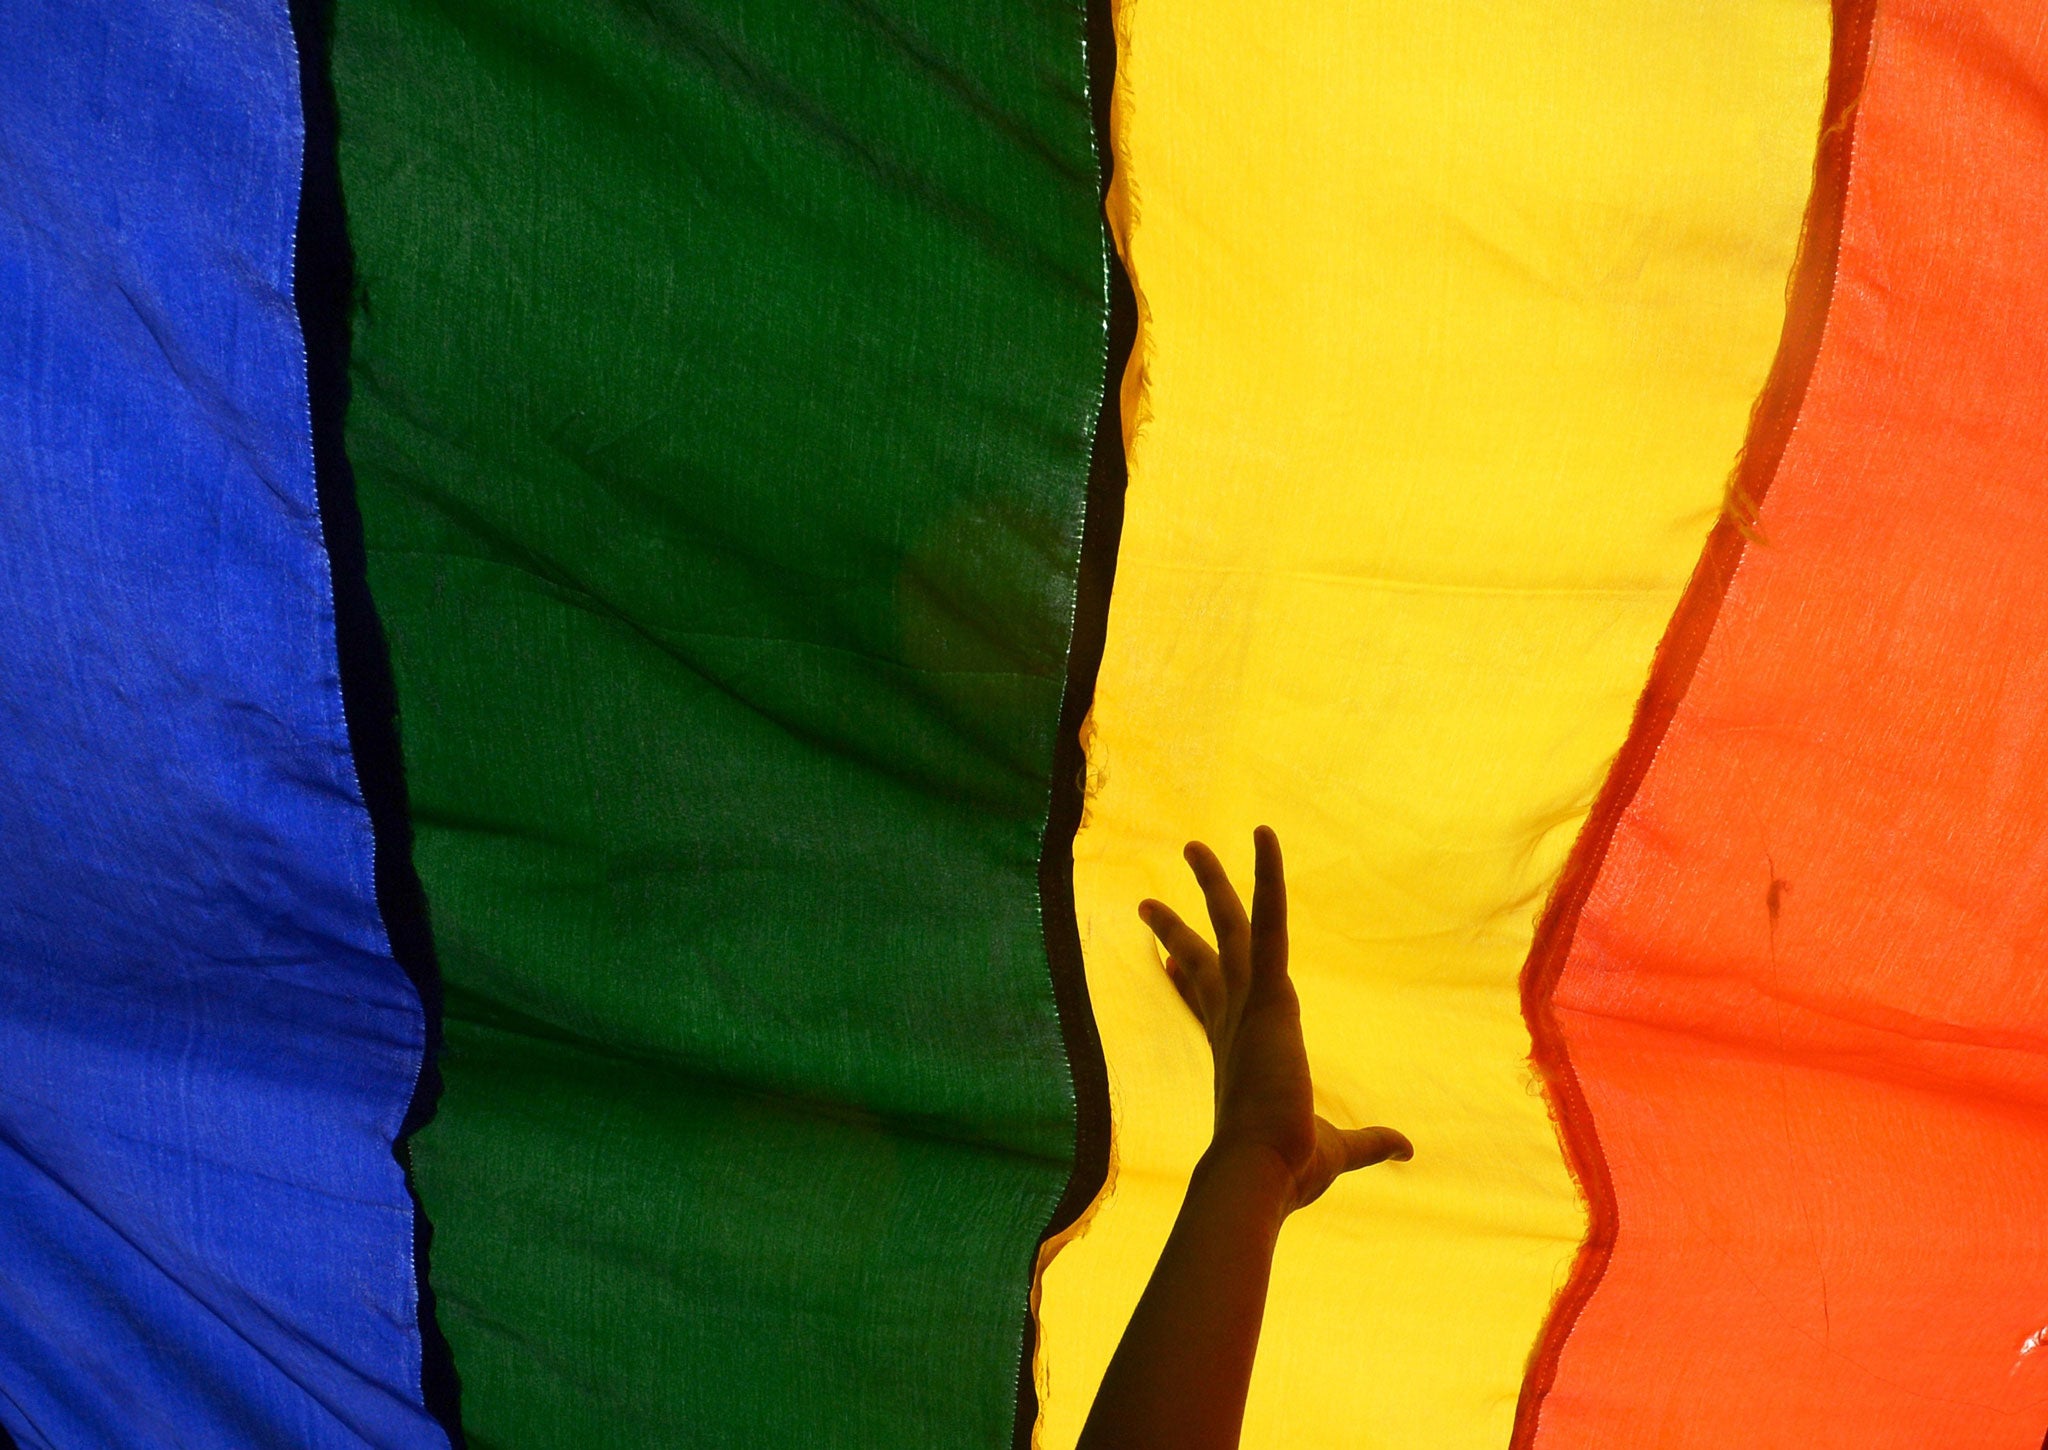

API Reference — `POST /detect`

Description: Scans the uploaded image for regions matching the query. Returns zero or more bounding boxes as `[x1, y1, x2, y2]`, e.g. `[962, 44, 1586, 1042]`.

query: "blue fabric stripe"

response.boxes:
[0, 3, 444, 1445]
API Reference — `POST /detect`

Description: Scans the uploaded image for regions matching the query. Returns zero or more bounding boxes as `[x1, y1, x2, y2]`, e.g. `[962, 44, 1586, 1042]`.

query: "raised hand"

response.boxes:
[1078, 827, 1410, 1450]
[1141, 826, 1410, 1211]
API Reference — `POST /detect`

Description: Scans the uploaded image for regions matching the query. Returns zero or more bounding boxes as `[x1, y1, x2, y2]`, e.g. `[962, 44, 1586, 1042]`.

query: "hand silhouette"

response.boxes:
[1078, 826, 1410, 1450]
[1141, 826, 1411, 1212]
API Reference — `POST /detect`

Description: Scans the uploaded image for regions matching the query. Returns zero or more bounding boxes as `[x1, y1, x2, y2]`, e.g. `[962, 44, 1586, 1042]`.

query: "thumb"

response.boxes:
[1330, 1123, 1413, 1173]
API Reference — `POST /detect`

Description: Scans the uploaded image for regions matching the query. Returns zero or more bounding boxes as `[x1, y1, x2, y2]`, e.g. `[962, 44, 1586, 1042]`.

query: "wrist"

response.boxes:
[1193, 1138, 1297, 1222]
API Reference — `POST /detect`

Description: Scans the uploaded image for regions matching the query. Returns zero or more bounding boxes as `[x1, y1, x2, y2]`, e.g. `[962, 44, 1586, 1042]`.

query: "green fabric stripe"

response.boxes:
[331, 1, 1107, 1442]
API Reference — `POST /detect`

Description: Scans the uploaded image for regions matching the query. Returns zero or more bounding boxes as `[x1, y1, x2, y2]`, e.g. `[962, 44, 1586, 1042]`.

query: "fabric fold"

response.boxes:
[332, 0, 1111, 1441]
[1525, 2, 2048, 1444]
[1035, 3, 1831, 1445]
[0, 3, 441, 1445]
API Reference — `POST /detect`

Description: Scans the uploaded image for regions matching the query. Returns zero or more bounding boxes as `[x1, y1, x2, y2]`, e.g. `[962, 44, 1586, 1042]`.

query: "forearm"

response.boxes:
[1076, 1142, 1293, 1450]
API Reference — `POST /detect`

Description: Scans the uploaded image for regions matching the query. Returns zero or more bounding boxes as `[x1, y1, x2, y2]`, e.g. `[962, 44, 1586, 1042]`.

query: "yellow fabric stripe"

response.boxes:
[1036, 4, 1830, 1447]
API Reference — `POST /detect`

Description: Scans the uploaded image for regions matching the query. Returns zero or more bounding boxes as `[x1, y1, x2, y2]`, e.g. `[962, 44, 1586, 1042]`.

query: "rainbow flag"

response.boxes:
[6, 0, 2048, 1446]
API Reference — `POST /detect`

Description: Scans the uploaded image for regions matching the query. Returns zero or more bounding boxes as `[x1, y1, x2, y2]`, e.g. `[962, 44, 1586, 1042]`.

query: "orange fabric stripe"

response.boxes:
[1523, 2, 2048, 1445]
[1511, 0, 1875, 1436]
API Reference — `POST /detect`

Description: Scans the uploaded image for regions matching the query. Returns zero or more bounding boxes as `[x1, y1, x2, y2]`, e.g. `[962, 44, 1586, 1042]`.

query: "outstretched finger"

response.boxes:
[1332, 1124, 1413, 1172]
[1183, 841, 1250, 980]
[1250, 826, 1288, 984]
[1139, 900, 1221, 1028]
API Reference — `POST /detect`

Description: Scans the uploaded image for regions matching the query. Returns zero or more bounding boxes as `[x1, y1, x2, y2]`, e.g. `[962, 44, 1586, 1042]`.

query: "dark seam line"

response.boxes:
[1011, 0, 1131, 1444]
[287, 0, 465, 1442]
[1507, 2, 1878, 1445]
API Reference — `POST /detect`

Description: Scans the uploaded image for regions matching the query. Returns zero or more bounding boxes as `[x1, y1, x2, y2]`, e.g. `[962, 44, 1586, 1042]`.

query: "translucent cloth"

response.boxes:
[0, 2, 437, 1443]
[332, 0, 1111, 1441]
[1529, 2, 2048, 1444]
[1036, 3, 1830, 1445]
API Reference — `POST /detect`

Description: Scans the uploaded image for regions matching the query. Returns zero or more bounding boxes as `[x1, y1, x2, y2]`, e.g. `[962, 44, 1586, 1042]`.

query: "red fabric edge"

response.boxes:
[1507, 3, 1877, 1442]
